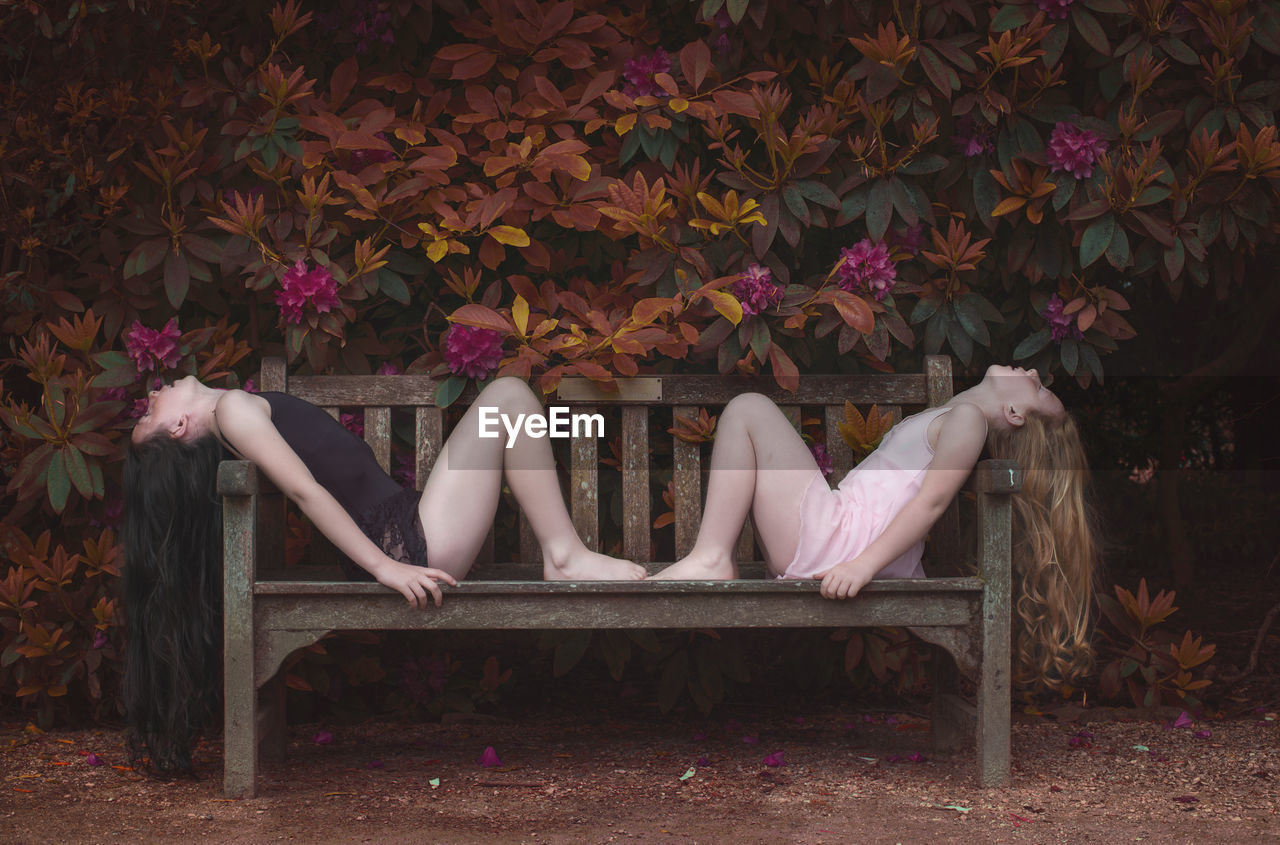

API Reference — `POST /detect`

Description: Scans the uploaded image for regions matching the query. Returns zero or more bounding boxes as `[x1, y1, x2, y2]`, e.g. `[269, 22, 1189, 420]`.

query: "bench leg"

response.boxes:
[930, 646, 974, 753]
[223, 626, 259, 798]
[259, 673, 287, 763]
[977, 616, 1011, 786]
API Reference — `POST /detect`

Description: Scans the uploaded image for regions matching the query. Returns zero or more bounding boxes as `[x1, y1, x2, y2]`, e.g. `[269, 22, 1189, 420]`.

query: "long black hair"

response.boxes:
[121, 433, 225, 775]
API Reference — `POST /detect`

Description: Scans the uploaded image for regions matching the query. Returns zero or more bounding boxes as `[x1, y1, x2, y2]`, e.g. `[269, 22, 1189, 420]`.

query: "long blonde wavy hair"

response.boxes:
[987, 411, 1100, 691]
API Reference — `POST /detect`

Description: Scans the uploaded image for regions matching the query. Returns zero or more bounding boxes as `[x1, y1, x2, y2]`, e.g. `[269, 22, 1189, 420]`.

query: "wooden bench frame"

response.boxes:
[219, 355, 1017, 797]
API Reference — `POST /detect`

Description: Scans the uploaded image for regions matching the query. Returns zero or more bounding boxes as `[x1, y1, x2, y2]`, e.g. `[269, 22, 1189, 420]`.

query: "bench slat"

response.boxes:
[555, 374, 931, 405]
[364, 406, 390, 473]
[672, 406, 701, 558]
[570, 404, 599, 551]
[622, 406, 650, 562]
[253, 586, 979, 631]
[254, 576, 983, 595]
[414, 407, 442, 490]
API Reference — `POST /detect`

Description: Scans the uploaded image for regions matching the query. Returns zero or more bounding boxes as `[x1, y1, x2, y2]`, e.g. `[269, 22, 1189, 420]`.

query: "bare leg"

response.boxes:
[416, 377, 645, 581]
[652, 393, 822, 580]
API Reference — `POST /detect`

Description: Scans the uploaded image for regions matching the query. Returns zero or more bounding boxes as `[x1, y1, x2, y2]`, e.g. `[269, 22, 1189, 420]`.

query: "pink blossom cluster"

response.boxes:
[952, 116, 994, 157]
[732, 263, 783, 315]
[126, 318, 181, 373]
[1042, 294, 1083, 342]
[376, 362, 401, 375]
[713, 9, 733, 53]
[353, 1, 394, 53]
[837, 239, 897, 300]
[275, 260, 341, 325]
[443, 325, 504, 379]
[809, 443, 834, 477]
[393, 452, 416, 489]
[340, 411, 364, 438]
[1047, 122, 1108, 179]
[889, 224, 924, 255]
[349, 133, 395, 170]
[623, 48, 671, 97]
[1035, 0, 1075, 20]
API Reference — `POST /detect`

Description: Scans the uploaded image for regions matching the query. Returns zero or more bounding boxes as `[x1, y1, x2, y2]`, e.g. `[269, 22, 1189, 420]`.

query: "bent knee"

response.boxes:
[477, 376, 537, 407]
[723, 392, 778, 421]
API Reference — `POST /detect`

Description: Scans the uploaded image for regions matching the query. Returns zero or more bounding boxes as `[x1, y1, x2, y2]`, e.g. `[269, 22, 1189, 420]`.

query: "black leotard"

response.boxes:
[259, 392, 426, 579]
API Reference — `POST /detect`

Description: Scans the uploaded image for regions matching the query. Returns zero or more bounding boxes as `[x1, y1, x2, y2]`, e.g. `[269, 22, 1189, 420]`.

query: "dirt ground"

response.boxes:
[4, 698, 1277, 845]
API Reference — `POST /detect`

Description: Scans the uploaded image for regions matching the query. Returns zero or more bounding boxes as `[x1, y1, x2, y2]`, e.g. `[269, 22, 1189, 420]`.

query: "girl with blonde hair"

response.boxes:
[655, 364, 1099, 690]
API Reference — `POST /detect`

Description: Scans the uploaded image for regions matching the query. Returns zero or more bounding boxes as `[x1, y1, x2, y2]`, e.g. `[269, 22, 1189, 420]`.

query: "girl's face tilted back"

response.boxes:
[983, 364, 1065, 426]
[131, 375, 202, 445]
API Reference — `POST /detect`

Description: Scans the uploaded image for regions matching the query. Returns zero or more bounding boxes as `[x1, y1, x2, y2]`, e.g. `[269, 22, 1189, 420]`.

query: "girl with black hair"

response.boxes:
[123, 374, 642, 775]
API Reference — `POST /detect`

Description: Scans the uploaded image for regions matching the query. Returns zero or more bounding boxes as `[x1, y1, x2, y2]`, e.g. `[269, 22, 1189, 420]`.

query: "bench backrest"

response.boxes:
[259, 356, 954, 566]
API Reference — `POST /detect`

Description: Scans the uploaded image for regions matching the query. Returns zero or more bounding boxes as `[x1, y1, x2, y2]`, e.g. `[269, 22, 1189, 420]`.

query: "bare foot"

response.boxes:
[544, 548, 647, 581]
[650, 551, 738, 580]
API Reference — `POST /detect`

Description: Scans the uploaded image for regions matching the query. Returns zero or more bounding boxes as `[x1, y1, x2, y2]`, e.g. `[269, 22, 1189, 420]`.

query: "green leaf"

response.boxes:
[434, 374, 466, 409]
[1105, 227, 1130, 268]
[552, 630, 592, 677]
[991, 4, 1031, 31]
[163, 251, 190, 309]
[90, 352, 137, 388]
[866, 180, 893, 242]
[796, 180, 840, 209]
[953, 295, 991, 345]
[946, 316, 973, 365]
[47, 449, 70, 513]
[1159, 37, 1198, 65]
[1013, 329, 1052, 360]
[972, 168, 998, 226]
[1060, 338, 1079, 375]
[62, 446, 92, 498]
[897, 154, 949, 176]
[1080, 214, 1116, 267]
[378, 268, 411, 305]
[1072, 7, 1111, 56]
[910, 296, 940, 325]
[726, 0, 749, 24]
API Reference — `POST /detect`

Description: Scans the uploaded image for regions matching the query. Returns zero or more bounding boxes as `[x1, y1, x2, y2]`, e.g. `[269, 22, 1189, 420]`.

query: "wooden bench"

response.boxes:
[218, 355, 1017, 798]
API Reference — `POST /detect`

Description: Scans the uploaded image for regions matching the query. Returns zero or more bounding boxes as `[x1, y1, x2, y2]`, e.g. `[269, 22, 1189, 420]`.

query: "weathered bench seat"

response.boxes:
[219, 356, 1016, 797]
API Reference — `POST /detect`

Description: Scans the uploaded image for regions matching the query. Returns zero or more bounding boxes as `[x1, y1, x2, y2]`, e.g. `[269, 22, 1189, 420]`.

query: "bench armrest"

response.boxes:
[217, 460, 280, 497]
[962, 459, 1020, 494]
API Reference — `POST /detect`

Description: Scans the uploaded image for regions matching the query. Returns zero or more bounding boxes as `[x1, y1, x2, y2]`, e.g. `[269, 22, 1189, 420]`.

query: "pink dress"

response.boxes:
[780, 406, 953, 581]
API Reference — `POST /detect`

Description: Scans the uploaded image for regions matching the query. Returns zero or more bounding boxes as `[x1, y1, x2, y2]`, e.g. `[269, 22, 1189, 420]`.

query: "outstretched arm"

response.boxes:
[214, 391, 457, 608]
[816, 403, 987, 599]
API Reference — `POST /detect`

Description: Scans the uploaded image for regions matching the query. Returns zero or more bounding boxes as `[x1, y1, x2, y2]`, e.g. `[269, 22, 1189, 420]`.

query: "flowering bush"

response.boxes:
[3, 0, 1278, 722]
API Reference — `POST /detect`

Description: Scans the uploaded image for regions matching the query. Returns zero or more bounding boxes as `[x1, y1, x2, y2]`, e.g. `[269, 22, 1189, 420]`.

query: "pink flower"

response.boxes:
[952, 116, 994, 157]
[762, 750, 787, 767]
[86, 753, 105, 766]
[340, 412, 364, 438]
[442, 324, 504, 379]
[742, 734, 759, 745]
[837, 239, 897, 300]
[889, 224, 925, 255]
[126, 319, 182, 373]
[809, 443, 834, 477]
[1041, 294, 1083, 342]
[1068, 728, 1094, 747]
[275, 260, 341, 325]
[1036, 0, 1075, 20]
[350, 133, 395, 169]
[313, 730, 334, 745]
[242, 378, 257, 393]
[623, 48, 671, 97]
[1172, 711, 1194, 729]
[92, 631, 108, 649]
[695, 755, 711, 767]
[393, 453, 416, 489]
[906, 751, 928, 763]
[732, 264, 783, 315]
[376, 362, 401, 375]
[1047, 122, 1108, 179]
[477, 746, 503, 768]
